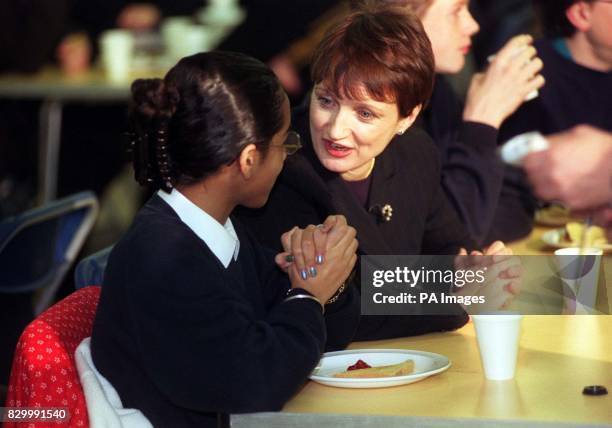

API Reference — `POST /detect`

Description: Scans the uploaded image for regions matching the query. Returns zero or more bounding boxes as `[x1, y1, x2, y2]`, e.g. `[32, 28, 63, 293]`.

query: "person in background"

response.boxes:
[523, 125, 612, 239]
[56, 0, 203, 74]
[489, 0, 612, 242]
[91, 51, 359, 427]
[219, 0, 345, 100]
[236, 8, 520, 341]
[351, 0, 545, 245]
[470, 0, 535, 70]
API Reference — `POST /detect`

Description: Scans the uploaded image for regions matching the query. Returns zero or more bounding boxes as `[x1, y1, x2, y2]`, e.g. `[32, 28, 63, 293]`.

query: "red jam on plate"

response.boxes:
[347, 359, 372, 371]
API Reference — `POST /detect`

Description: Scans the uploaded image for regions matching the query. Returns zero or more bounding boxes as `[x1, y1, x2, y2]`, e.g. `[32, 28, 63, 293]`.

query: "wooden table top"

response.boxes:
[233, 227, 611, 428]
[507, 227, 555, 255]
[276, 315, 611, 426]
[0, 67, 164, 101]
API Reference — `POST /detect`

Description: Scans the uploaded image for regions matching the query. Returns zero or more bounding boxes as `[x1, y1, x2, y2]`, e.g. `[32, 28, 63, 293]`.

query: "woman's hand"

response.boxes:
[278, 215, 358, 303]
[455, 241, 522, 311]
[275, 215, 339, 275]
[463, 34, 545, 129]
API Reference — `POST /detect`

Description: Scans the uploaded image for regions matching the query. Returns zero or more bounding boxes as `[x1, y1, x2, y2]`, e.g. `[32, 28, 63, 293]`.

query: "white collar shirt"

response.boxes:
[158, 189, 240, 268]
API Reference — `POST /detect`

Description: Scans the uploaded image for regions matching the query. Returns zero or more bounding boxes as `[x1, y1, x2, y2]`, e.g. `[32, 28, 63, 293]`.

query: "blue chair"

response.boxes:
[0, 191, 98, 315]
[74, 245, 112, 289]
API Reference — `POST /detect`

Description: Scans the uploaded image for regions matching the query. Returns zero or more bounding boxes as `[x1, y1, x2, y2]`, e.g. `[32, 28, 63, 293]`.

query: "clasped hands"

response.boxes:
[454, 241, 522, 312]
[274, 215, 358, 304]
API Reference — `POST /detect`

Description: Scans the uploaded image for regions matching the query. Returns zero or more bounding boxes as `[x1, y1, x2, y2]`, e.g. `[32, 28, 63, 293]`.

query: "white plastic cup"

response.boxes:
[524, 89, 539, 101]
[554, 247, 603, 314]
[472, 314, 522, 380]
[99, 29, 134, 82]
[498, 131, 549, 167]
[182, 25, 211, 56]
[161, 17, 192, 61]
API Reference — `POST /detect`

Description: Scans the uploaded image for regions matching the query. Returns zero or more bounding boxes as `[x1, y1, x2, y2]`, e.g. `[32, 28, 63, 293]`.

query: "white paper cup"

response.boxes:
[99, 29, 134, 82]
[554, 247, 603, 314]
[472, 314, 522, 380]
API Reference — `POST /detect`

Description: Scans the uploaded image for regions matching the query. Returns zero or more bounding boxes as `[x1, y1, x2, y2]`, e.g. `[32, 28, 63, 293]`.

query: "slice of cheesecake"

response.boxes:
[333, 359, 414, 378]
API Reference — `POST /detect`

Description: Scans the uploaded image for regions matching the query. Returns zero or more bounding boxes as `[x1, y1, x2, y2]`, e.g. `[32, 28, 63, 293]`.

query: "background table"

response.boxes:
[0, 68, 160, 204]
[0, 17, 242, 205]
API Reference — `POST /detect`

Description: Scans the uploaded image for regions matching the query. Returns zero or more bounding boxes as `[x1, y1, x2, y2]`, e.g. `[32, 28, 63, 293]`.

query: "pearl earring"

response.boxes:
[397, 129, 405, 135]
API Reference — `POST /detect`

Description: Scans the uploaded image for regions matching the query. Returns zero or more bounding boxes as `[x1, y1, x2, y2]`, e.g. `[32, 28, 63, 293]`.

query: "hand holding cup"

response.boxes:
[463, 35, 545, 129]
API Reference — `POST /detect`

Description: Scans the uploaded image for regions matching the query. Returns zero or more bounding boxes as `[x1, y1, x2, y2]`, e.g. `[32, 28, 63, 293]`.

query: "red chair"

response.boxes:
[5, 286, 101, 428]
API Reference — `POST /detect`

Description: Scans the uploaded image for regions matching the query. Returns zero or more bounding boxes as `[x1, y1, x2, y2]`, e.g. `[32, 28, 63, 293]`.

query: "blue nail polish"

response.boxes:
[309, 267, 317, 278]
[316, 255, 324, 264]
[301, 270, 308, 280]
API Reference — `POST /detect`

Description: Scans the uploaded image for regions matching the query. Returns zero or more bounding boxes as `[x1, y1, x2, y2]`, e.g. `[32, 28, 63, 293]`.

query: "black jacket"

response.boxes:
[236, 106, 472, 341]
[421, 76, 504, 246]
[91, 194, 359, 427]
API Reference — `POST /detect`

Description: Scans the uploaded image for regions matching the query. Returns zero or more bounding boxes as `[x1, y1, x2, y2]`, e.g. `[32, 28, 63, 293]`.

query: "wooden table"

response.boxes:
[232, 228, 612, 427]
[233, 315, 612, 428]
[507, 227, 554, 255]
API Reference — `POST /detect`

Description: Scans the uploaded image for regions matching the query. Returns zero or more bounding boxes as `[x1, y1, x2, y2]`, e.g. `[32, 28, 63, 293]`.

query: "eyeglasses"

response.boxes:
[271, 130, 302, 156]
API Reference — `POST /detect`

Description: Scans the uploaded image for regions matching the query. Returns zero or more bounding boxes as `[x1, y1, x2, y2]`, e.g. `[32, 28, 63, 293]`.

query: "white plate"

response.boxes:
[541, 228, 612, 253]
[309, 349, 451, 389]
[535, 206, 577, 227]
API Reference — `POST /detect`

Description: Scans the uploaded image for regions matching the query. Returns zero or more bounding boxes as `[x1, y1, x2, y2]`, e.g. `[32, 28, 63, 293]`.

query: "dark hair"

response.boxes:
[533, 0, 584, 37]
[349, 0, 433, 18]
[128, 51, 286, 192]
[311, 7, 435, 117]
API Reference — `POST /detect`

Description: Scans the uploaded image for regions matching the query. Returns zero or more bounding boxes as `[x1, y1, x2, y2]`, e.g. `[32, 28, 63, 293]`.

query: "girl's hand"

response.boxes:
[275, 215, 341, 274]
[281, 216, 358, 303]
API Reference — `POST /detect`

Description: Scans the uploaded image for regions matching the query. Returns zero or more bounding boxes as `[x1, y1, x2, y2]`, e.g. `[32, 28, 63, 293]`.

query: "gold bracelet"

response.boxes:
[326, 281, 346, 305]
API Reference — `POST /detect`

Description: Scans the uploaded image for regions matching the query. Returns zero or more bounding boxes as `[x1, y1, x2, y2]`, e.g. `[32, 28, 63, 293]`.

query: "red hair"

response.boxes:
[310, 7, 435, 117]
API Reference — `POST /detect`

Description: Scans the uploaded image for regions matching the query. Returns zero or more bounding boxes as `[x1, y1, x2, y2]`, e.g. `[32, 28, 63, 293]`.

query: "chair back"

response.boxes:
[4, 285, 101, 428]
[74, 246, 112, 289]
[0, 191, 98, 314]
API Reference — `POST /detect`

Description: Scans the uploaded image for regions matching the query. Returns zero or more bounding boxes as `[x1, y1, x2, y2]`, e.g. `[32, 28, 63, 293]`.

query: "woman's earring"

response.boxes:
[397, 129, 405, 135]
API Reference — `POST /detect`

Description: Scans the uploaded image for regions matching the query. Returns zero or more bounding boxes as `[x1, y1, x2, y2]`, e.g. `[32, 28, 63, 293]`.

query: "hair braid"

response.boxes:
[129, 78, 179, 191]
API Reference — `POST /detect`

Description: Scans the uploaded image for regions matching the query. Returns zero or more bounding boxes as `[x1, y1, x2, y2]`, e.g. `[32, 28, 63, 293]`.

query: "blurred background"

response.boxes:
[0, 0, 540, 400]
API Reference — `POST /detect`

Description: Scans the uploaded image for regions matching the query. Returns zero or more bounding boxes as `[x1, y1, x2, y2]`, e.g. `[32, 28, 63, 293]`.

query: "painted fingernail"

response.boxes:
[309, 266, 317, 278]
[301, 270, 308, 280]
[285, 255, 295, 263]
[316, 254, 324, 264]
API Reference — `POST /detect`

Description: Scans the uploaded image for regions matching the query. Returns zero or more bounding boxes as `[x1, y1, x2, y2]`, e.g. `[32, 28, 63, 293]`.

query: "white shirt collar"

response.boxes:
[157, 189, 240, 268]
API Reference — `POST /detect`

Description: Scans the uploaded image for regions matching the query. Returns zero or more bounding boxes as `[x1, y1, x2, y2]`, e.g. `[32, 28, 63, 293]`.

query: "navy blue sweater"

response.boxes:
[420, 76, 504, 246]
[91, 195, 359, 427]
